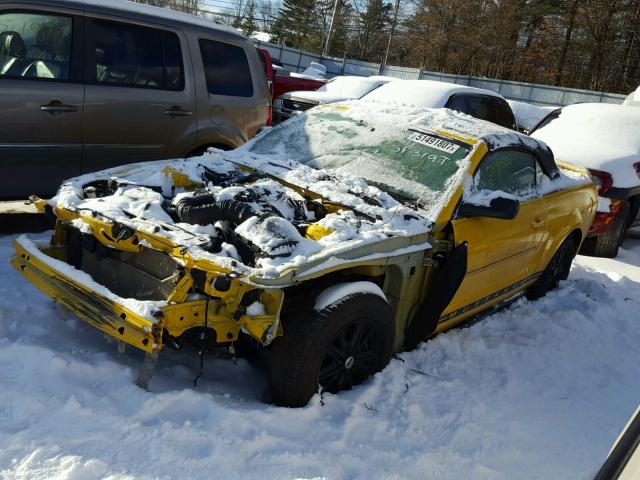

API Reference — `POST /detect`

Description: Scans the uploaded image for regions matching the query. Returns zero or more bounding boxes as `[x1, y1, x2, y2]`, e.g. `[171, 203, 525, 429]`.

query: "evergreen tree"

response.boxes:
[241, 1, 258, 37]
[355, 0, 392, 61]
[271, 0, 323, 50]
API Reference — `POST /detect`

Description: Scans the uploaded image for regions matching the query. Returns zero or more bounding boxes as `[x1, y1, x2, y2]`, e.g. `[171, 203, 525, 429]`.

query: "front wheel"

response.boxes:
[526, 235, 575, 300]
[268, 291, 394, 407]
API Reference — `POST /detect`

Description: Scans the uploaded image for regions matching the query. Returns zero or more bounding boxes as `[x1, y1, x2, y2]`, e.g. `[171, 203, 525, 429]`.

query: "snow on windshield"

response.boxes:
[317, 77, 383, 98]
[249, 102, 480, 216]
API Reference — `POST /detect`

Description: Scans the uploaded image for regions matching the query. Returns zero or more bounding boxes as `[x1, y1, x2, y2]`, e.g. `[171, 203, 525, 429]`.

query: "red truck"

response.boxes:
[256, 48, 326, 125]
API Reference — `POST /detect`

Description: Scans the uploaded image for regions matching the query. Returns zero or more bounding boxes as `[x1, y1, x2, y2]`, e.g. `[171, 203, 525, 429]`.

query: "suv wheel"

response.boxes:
[268, 290, 394, 407]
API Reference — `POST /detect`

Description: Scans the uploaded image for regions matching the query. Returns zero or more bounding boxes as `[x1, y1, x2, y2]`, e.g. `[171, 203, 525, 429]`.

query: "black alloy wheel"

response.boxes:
[268, 291, 394, 407]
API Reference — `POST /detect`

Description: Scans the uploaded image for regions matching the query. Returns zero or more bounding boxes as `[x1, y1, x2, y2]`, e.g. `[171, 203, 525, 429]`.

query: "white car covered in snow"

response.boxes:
[273, 75, 395, 122]
[361, 80, 517, 130]
[531, 103, 640, 257]
[508, 100, 557, 132]
[623, 85, 639, 107]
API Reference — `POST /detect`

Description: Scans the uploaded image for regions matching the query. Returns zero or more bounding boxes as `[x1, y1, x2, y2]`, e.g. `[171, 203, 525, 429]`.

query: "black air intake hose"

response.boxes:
[176, 194, 271, 226]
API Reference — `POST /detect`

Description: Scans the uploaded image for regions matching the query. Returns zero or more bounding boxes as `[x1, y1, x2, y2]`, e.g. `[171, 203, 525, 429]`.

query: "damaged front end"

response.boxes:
[12, 144, 432, 390]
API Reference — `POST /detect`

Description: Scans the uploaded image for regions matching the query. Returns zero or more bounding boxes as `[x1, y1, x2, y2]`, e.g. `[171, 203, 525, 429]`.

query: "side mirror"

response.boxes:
[458, 196, 520, 220]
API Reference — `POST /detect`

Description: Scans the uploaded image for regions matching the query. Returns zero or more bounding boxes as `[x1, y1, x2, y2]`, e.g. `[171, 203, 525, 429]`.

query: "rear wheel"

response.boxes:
[268, 291, 394, 407]
[581, 202, 630, 258]
[527, 235, 575, 300]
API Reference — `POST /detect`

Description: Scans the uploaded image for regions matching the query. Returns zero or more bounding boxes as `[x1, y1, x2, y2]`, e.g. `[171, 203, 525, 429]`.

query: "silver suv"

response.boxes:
[0, 0, 270, 198]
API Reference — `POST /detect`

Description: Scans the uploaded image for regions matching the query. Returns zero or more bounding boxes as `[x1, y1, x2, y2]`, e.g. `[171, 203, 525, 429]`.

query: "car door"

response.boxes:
[0, 8, 83, 198]
[441, 148, 548, 323]
[82, 17, 197, 171]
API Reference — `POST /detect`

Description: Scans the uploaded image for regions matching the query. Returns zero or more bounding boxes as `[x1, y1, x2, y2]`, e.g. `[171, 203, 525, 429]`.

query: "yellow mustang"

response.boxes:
[12, 103, 597, 407]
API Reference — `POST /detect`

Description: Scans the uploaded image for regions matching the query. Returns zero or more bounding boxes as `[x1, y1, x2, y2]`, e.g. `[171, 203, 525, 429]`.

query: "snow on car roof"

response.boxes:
[508, 100, 557, 131]
[531, 103, 640, 187]
[624, 85, 640, 107]
[360, 80, 505, 109]
[317, 76, 395, 99]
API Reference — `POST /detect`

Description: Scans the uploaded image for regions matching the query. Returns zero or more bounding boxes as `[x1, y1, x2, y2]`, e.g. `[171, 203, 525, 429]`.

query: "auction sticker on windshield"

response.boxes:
[408, 131, 460, 154]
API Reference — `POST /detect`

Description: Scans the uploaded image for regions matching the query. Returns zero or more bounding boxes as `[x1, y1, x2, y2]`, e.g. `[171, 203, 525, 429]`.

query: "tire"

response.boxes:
[268, 292, 395, 407]
[580, 202, 630, 258]
[526, 235, 575, 300]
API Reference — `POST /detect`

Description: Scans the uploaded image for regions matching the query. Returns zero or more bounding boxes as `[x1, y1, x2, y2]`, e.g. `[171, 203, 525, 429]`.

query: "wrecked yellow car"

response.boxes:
[12, 103, 597, 406]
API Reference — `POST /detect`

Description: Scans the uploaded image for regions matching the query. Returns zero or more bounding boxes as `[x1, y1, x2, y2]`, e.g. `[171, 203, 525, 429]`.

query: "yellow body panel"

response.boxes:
[430, 134, 596, 331]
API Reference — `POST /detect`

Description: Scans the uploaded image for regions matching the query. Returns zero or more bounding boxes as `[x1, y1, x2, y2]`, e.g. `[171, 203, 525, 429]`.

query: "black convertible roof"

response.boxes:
[481, 132, 560, 179]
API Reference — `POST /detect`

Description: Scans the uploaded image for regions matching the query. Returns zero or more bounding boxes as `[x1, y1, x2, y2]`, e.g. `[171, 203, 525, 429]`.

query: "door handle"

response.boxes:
[163, 105, 192, 117]
[40, 100, 78, 115]
[531, 218, 544, 228]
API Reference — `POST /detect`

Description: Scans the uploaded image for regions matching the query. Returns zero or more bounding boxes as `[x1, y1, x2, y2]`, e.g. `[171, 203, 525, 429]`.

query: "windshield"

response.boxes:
[249, 106, 473, 212]
[317, 77, 381, 98]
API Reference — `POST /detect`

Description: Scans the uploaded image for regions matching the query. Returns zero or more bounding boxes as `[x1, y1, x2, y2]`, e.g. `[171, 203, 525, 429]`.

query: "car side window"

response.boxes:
[445, 95, 468, 114]
[464, 95, 493, 122]
[475, 150, 537, 196]
[0, 12, 72, 80]
[199, 39, 253, 97]
[91, 19, 184, 91]
[484, 97, 516, 129]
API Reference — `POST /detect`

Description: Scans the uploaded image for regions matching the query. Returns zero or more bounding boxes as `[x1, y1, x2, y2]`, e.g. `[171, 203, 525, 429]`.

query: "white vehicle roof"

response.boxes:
[360, 80, 505, 108]
[280, 75, 395, 104]
[623, 86, 640, 107]
[508, 100, 557, 131]
[531, 103, 640, 188]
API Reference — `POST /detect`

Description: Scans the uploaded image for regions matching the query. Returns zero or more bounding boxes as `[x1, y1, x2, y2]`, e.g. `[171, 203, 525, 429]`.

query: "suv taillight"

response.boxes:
[634, 162, 640, 180]
[588, 168, 613, 196]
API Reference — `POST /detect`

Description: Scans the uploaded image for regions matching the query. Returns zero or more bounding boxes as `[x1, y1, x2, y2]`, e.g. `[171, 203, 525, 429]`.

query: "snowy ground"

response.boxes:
[0, 231, 639, 480]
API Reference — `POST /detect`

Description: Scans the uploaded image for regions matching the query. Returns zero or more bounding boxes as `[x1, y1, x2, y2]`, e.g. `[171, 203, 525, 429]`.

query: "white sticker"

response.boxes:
[408, 131, 460, 154]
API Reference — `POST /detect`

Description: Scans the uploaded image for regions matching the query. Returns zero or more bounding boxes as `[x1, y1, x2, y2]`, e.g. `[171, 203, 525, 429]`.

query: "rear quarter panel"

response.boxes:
[534, 173, 597, 271]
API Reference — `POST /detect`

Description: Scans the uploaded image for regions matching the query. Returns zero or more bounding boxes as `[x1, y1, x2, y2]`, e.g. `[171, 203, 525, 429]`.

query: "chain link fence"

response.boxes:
[254, 40, 627, 107]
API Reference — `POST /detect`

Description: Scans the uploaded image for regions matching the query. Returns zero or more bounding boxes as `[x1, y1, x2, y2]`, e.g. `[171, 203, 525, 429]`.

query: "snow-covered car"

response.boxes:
[12, 102, 597, 407]
[531, 103, 640, 257]
[361, 79, 517, 129]
[623, 85, 639, 107]
[508, 100, 557, 132]
[272, 75, 394, 122]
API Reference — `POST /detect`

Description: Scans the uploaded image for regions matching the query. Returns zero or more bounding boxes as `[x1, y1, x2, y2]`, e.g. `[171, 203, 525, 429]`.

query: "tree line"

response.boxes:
[138, 0, 640, 94]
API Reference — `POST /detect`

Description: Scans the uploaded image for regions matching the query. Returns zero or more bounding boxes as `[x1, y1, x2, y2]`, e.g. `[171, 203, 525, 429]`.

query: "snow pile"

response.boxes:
[2, 233, 640, 479]
[531, 103, 640, 187]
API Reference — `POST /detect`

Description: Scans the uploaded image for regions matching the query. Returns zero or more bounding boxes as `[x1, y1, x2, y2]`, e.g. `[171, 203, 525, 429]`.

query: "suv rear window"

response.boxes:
[199, 39, 253, 97]
[91, 19, 184, 91]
